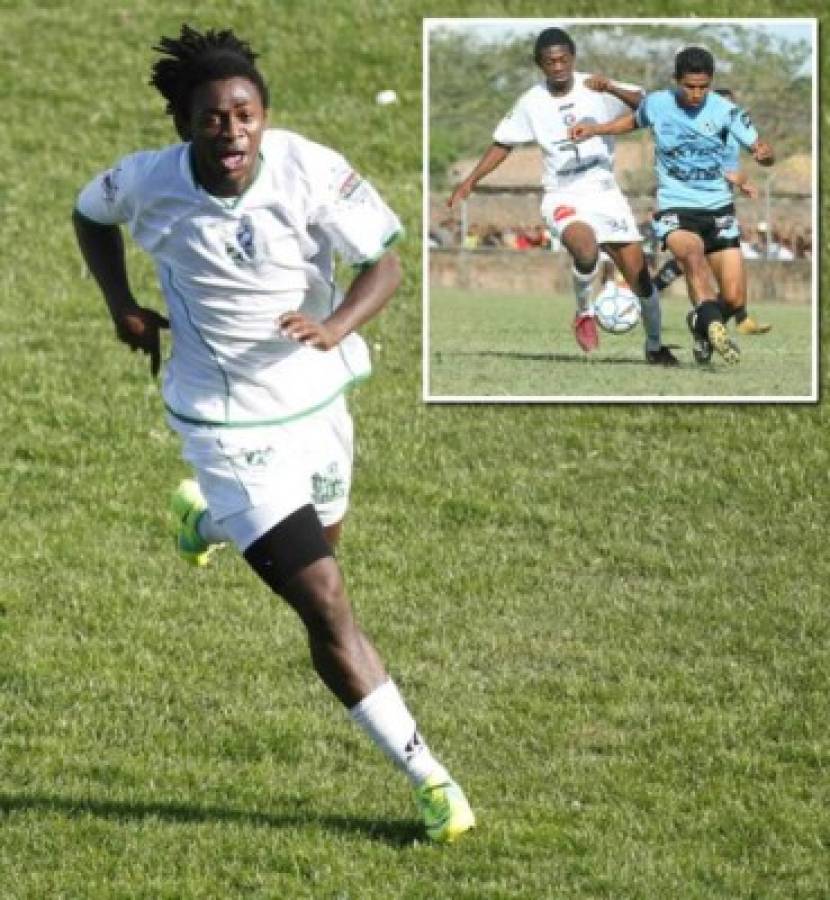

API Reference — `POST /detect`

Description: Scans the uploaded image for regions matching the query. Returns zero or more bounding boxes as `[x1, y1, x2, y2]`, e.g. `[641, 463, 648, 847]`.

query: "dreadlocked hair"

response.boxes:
[149, 24, 270, 118]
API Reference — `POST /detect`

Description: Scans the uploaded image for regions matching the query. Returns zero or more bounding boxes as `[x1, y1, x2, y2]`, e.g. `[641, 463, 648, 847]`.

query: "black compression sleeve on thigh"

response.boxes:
[243, 504, 333, 592]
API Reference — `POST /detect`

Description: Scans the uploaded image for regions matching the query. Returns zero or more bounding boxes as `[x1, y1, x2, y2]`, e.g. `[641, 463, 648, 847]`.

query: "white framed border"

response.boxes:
[422, 17, 819, 404]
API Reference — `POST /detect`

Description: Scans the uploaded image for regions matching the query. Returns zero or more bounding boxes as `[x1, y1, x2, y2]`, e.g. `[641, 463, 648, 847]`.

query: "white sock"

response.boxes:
[640, 286, 662, 352]
[349, 679, 450, 787]
[571, 258, 600, 313]
[196, 510, 230, 544]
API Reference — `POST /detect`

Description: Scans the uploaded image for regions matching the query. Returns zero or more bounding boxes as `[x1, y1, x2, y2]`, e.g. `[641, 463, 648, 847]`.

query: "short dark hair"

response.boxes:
[533, 27, 576, 64]
[150, 24, 270, 120]
[674, 46, 715, 79]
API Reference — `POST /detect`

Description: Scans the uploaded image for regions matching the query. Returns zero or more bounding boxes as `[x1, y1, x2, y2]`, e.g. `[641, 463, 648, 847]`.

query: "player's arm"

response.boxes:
[72, 209, 168, 376]
[568, 111, 637, 142]
[447, 143, 511, 208]
[728, 106, 775, 168]
[724, 169, 759, 200]
[583, 75, 643, 110]
[278, 251, 401, 351]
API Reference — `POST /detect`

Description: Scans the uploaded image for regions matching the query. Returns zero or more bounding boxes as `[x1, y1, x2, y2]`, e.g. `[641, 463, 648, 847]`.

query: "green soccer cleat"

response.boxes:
[414, 775, 475, 843]
[170, 479, 222, 567]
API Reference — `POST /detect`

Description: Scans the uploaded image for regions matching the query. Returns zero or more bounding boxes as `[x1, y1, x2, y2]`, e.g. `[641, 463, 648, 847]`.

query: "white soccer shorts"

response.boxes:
[169, 394, 354, 551]
[540, 183, 642, 245]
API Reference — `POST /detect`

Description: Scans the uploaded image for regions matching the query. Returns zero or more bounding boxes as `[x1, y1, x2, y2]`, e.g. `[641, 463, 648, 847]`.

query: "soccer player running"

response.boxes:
[652, 87, 772, 344]
[72, 25, 474, 843]
[447, 27, 678, 365]
[570, 47, 775, 365]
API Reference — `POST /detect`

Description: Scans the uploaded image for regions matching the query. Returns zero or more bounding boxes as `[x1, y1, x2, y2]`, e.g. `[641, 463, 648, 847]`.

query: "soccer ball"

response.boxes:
[592, 281, 641, 334]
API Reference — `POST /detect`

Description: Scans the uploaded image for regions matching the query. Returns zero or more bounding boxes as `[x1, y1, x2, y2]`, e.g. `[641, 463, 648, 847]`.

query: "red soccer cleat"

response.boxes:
[573, 312, 599, 352]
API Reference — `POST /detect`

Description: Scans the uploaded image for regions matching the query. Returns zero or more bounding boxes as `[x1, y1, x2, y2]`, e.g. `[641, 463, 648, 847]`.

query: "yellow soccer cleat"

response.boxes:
[736, 316, 772, 335]
[414, 775, 476, 843]
[707, 321, 741, 365]
[169, 479, 223, 567]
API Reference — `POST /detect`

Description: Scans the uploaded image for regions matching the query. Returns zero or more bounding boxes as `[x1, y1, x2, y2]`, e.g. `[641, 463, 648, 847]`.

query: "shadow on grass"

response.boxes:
[0, 793, 421, 846]
[434, 346, 697, 368]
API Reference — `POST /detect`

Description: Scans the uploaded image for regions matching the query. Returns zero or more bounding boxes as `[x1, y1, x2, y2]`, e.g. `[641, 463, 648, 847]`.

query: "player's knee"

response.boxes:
[291, 559, 352, 639]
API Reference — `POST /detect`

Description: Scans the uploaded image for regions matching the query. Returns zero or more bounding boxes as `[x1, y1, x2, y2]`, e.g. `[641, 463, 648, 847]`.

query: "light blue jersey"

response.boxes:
[722, 131, 741, 174]
[636, 89, 758, 210]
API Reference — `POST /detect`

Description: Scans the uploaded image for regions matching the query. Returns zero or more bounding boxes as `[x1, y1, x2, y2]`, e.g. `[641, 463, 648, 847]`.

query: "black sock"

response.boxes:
[693, 300, 723, 337]
[716, 297, 735, 324]
[653, 258, 682, 291]
[733, 306, 748, 324]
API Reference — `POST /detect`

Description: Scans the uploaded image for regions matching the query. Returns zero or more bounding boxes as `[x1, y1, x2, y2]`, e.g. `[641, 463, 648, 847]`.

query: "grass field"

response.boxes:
[428, 288, 815, 400]
[1, 1, 828, 898]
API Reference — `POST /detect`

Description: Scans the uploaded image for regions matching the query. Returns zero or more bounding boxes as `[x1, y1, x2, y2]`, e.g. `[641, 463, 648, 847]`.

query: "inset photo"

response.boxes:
[423, 18, 817, 402]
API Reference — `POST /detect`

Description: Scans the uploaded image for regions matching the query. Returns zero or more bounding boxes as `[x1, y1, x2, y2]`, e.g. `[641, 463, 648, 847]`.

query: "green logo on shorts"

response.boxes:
[312, 463, 345, 505]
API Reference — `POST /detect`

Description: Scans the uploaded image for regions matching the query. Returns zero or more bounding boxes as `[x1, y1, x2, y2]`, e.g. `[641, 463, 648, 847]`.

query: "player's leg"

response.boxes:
[652, 256, 684, 292]
[560, 219, 601, 352]
[668, 230, 739, 366]
[240, 511, 474, 843]
[706, 246, 745, 322]
[708, 247, 771, 335]
[603, 242, 678, 366]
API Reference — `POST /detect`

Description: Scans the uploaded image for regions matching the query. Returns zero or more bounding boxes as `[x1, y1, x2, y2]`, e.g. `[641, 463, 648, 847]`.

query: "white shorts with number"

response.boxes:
[168, 394, 353, 551]
[540, 181, 642, 245]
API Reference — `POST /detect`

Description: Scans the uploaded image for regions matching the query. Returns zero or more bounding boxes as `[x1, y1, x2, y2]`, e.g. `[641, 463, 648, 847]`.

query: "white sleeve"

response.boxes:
[602, 82, 643, 121]
[306, 144, 402, 267]
[493, 96, 534, 145]
[74, 152, 143, 225]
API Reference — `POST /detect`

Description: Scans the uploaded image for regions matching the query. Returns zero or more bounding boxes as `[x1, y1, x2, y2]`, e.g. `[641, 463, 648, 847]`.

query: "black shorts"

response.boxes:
[653, 205, 742, 255]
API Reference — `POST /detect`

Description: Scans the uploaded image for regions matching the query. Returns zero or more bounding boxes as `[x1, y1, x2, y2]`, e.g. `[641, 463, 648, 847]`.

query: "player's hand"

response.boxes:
[752, 140, 775, 166]
[739, 180, 759, 200]
[447, 181, 473, 208]
[568, 122, 596, 142]
[278, 311, 341, 351]
[584, 75, 611, 93]
[114, 305, 169, 376]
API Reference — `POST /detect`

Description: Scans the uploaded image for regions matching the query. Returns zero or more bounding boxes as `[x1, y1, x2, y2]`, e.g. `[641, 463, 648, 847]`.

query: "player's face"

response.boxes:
[676, 73, 712, 109]
[538, 45, 575, 92]
[188, 76, 267, 197]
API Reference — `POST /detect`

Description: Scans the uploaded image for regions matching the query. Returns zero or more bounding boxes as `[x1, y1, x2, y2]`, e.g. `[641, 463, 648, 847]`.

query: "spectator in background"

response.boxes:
[463, 222, 481, 249]
[481, 224, 503, 248]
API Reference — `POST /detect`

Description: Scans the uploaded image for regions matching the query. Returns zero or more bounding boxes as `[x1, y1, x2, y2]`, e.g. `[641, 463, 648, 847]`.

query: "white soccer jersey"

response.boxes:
[493, 75, 638, 191]
[75, 129, 402, 426]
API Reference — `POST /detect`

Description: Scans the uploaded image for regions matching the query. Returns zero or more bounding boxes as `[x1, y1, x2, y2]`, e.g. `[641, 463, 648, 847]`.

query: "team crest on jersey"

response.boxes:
[225, 215, 256, 265]
[102, 167, 121, 205]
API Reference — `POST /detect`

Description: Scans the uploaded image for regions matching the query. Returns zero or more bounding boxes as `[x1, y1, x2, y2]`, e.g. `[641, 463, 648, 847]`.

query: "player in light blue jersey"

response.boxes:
[652, 87, 772, 345]
[570, 47, 775, 365]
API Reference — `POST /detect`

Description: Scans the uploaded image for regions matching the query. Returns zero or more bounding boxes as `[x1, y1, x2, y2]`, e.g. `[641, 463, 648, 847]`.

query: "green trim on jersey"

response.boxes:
[165, 374, 369, 429]
[353, 228, 404, 271]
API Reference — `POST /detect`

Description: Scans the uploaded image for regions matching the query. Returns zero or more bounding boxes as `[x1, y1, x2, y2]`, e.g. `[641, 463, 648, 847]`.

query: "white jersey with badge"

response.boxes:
[493, 75, 637, 192]
[75, 129, 402, 426]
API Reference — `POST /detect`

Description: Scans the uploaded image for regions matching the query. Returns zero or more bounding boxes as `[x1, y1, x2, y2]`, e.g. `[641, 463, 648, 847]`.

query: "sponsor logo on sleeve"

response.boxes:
[338, 171, 365, 200]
